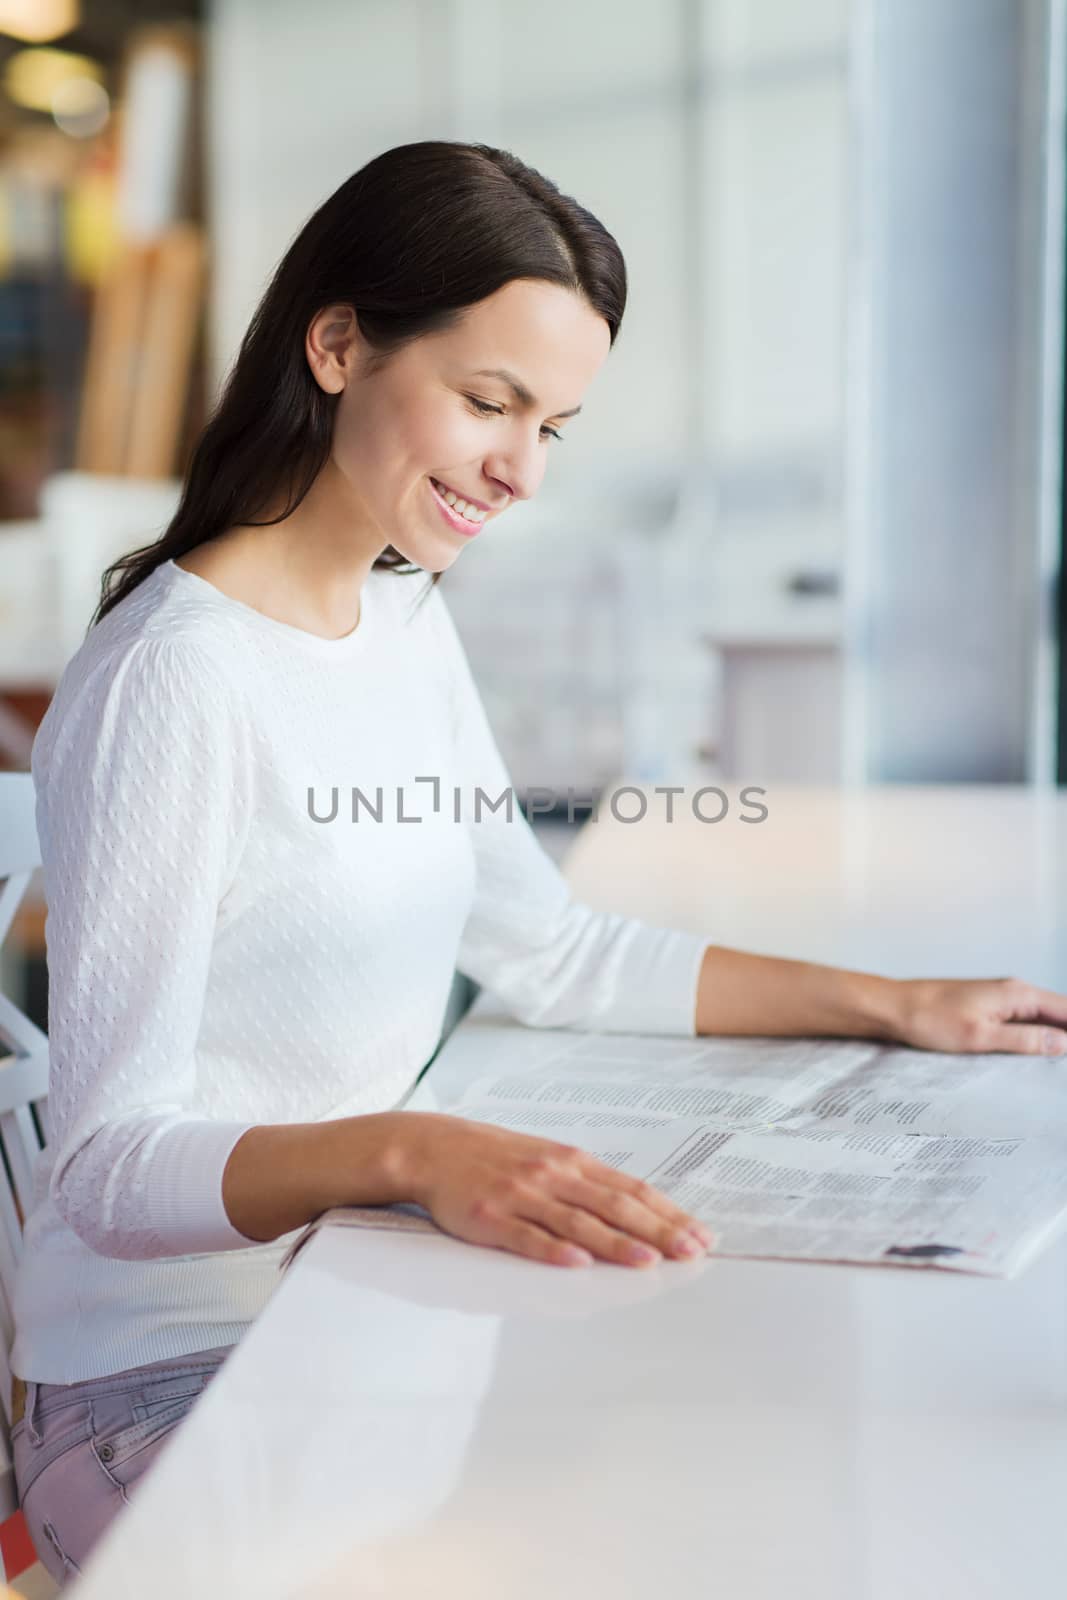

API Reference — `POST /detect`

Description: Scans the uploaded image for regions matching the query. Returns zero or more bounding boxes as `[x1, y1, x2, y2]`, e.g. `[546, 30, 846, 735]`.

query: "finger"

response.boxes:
[517, 1196, 672, 1266]
[1027, 987, 1067, 1027]
[549, 1175, 713, 1259]
[517, 1194, 705, 1267]
[577, 1159, 714, 1246]
[490, 1216, 595, 1268]
[983, 1022, 1067, 1056]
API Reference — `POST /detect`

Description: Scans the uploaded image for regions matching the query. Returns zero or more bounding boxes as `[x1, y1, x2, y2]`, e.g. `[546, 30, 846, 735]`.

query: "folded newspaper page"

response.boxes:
[281, 1020, 1067, 1277]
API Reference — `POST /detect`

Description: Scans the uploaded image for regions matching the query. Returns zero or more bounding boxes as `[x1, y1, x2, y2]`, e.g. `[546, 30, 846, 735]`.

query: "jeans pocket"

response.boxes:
[131, 1383, 206, 1425]
[91, 1385, 205, 1490]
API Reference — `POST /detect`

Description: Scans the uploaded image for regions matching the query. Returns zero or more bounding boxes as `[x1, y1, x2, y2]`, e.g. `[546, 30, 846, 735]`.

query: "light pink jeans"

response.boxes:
[11, 1343, 234, 1586]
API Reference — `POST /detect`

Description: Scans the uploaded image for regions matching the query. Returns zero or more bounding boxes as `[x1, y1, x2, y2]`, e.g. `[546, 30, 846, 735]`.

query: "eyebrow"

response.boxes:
[470, 368, 583, 419]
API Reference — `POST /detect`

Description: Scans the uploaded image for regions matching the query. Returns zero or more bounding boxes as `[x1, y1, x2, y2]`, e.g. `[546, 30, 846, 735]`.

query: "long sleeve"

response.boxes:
[36, 635, 261, 1260]
[429, 588, 713, 1035]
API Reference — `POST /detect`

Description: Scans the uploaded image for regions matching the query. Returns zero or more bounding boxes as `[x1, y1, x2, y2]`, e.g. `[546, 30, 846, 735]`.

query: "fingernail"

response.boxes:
[562, 1246, 593, 1266]
[1045, 1031, 1067, 1055]
[672, 1232, 701, 1257]
[626, 1242, 659, 1264]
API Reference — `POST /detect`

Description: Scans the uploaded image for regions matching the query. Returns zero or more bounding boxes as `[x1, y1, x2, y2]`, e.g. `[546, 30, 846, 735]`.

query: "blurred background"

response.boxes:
[0, 0, 1064, 1029]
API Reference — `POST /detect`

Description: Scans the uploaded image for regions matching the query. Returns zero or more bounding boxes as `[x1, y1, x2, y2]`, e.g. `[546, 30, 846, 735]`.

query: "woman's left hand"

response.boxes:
[894, 976, 1067, 1056]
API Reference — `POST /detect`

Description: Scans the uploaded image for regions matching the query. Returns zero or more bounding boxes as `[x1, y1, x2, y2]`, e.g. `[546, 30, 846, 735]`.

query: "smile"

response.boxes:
[428, 476, 486, 536]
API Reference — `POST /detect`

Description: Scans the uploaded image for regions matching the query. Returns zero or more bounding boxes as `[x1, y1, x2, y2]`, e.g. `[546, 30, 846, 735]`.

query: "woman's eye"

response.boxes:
[465, 395, 563, 442]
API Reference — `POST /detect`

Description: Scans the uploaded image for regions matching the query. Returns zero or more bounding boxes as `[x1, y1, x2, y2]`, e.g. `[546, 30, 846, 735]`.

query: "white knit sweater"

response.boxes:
[11, 557, 712, 1383]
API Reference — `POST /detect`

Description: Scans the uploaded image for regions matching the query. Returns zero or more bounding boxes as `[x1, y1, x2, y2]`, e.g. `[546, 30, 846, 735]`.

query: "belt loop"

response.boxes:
[26, 1381, 41, 1445]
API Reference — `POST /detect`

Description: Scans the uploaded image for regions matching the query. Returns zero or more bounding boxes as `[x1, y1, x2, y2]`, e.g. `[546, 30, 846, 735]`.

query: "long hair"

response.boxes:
[90, 139, 627, 628]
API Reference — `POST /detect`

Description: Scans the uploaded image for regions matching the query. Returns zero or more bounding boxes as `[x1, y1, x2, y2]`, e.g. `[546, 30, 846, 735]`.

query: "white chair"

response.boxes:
[0, 773, 53, 1592]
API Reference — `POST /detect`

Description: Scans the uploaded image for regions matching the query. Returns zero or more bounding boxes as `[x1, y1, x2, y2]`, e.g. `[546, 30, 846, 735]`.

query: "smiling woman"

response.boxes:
[11, 140, 728, 1584]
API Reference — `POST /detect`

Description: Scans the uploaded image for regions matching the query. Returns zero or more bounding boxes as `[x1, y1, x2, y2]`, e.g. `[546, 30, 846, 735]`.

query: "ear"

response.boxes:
[305, 303, 360, 395]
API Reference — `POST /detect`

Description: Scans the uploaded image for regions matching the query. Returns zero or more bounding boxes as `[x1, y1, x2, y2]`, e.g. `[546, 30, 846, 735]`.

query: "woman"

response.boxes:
[10, 139, 1066, 1585]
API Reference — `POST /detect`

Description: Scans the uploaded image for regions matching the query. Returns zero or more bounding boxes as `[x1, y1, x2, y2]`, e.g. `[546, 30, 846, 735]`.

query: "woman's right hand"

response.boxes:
[399, 1111, 714, 1268]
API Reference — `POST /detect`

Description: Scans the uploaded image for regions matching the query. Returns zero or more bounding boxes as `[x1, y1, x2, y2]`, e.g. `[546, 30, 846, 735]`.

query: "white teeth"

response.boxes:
[431, 478, 487, 523]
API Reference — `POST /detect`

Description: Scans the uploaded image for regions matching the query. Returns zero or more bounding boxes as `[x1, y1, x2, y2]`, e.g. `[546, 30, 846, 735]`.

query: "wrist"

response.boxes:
[845, 970, 910, 1043]
[314, 1111, 430, 1210]
[356, 1110, 444, 1210]
[222, 1112, 443, 1243]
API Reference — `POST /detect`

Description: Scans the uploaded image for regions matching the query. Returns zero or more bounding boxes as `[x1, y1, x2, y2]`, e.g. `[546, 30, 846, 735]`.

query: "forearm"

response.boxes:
[694, 943, 905, 1041]
[222, 1112, 417, 1243]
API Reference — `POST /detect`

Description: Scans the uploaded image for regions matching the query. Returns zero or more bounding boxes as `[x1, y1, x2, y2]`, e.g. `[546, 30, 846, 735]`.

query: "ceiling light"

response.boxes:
[0, 0, 79, 44]
[5, 45, 103, 114]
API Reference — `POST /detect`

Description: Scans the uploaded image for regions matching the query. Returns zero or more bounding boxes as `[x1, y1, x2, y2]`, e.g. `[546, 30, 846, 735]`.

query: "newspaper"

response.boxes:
[280, 1021, 1067, 1278]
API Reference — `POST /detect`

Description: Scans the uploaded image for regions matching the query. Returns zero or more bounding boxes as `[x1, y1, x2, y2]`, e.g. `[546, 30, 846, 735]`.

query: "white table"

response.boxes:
[70, 784, 1067, 1599]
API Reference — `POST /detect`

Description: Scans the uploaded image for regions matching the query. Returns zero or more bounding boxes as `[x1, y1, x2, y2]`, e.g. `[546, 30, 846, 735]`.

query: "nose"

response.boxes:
[483, 441, 546, 505]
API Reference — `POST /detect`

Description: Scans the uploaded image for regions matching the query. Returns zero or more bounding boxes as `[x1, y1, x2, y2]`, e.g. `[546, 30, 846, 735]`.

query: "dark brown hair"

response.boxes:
[90, 139, 627, 629]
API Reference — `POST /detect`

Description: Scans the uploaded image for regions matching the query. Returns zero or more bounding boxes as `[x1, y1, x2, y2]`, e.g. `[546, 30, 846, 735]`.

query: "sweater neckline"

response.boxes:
[161, 557, 376, 656]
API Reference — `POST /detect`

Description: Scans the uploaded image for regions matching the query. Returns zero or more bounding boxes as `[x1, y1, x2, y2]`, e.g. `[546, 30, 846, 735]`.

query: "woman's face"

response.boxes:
[307, 278, 611, 572]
